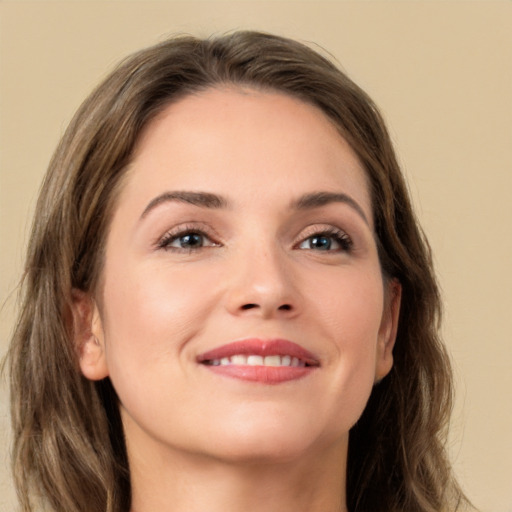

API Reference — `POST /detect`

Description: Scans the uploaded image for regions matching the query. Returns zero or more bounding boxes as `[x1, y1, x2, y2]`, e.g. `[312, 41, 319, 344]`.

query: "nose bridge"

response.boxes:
[225, 234, 299, 317]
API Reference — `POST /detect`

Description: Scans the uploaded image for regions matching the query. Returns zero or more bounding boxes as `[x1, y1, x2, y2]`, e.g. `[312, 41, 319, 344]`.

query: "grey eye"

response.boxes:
[301, 235, 334, 251]
[298, 230, 353, 252]
[160, 230, 218, 251]
[173, 233, 205, 248]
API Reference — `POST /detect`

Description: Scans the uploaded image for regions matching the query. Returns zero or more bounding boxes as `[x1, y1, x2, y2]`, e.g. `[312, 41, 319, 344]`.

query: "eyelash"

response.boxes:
[296, 227, 353, 253]
[156, 225, 353, 253]
[157, 224, 219, 252]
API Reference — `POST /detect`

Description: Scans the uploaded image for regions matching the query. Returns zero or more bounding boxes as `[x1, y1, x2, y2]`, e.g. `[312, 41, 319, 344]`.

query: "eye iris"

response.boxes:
[179, 233, 203, 247]
[310, 236, 332, 250]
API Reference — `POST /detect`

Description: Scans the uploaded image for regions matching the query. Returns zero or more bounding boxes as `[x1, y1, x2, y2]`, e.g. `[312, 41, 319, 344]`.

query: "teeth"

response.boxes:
[207, 355, 307, 367]
[247, 355, 264, 366]
[264, 355, 281, 367]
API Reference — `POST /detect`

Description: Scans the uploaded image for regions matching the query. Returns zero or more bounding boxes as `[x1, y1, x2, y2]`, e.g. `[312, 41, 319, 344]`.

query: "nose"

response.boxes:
[224, 244, 301, 319]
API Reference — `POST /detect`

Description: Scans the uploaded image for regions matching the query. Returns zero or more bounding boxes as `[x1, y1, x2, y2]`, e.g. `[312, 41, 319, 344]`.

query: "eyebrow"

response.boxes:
[140, 189, 369, 225]
[292, 191, 369, 225]
[140, 191, 229, 219]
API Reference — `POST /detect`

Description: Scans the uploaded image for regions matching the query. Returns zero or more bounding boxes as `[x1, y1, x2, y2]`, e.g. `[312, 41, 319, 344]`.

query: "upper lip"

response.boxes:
[196, 338, 320, 366]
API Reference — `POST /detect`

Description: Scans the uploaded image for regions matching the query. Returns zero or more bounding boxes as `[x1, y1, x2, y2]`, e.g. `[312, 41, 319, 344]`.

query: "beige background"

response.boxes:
[1, 1, 511, 511]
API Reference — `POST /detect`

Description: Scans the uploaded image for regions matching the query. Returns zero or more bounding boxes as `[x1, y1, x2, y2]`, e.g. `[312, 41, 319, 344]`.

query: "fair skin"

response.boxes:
[75, 87, 401, 512]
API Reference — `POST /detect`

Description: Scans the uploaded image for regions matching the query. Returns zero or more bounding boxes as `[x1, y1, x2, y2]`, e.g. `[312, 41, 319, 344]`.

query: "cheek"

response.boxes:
[308, 268, 384, 421]
[97, 260, 224, 427]
[99, 260, 220, 374]
[312, 266, 384, 346]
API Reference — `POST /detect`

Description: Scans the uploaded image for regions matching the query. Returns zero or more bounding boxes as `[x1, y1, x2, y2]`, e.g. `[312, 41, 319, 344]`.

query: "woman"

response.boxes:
[7, 31, 470, 512]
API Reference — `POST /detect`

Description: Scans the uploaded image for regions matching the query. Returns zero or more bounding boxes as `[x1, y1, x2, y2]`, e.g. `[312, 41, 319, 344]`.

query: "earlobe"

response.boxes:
[375, 279, 402, 382]
[71, 288, 109, 381]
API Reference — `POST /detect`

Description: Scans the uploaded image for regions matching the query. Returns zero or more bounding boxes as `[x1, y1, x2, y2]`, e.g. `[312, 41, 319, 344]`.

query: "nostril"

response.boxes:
[238, 303, 293, 312]
[241, 303, 258, 310]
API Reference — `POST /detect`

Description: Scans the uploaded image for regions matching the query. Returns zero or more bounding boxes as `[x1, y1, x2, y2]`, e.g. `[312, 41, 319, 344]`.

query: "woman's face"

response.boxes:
[80, 88, 400, 465]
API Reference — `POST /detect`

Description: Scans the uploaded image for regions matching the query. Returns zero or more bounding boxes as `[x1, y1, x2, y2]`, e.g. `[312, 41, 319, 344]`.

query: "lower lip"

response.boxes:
[202, 364, 315, 384]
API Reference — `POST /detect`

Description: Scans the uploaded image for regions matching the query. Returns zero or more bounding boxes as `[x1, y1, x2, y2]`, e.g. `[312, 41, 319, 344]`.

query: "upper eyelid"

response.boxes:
[295, 224, 350, 239]
[155, 221, 353, 246]
[156, 223, 221, 247]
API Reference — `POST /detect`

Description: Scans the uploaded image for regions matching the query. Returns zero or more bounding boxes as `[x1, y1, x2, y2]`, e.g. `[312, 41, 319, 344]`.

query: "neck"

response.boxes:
[127, 433, 349, 512]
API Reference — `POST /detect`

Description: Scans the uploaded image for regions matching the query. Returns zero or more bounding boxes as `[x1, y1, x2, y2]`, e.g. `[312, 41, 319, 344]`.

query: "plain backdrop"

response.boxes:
[1, 1, 511, 511]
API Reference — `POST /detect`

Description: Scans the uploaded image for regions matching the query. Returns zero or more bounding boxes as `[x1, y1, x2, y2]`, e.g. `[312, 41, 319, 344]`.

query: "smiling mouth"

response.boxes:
[203, 354, 314, 368]
[197, 339, 319, 384]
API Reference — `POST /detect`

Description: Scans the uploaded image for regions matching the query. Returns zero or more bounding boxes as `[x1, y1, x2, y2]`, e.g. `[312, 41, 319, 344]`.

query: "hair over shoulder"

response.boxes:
[6, 31, 471, 512]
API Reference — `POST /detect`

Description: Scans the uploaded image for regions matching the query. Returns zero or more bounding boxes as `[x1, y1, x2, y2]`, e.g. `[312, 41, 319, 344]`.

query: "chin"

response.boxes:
[207, 433, 317, 465]
[196, 410, 343, 465]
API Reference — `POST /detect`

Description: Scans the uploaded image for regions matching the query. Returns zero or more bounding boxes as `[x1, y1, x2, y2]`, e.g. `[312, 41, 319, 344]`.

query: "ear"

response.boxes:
[71, 288, 109, 381]
[375, 279, 402, 382]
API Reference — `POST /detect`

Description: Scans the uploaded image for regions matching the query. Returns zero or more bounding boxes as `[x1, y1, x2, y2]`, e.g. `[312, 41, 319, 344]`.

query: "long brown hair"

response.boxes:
[7, 31, 469, 512]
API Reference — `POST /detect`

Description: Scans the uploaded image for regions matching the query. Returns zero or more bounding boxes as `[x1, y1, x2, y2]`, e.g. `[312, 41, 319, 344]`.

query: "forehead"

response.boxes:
[120, 87, 372, 223]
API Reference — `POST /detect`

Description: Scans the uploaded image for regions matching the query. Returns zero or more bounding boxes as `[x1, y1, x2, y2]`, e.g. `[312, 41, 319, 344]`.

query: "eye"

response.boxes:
[298, 229, 353, 252]
[158, 228, 219, 252]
